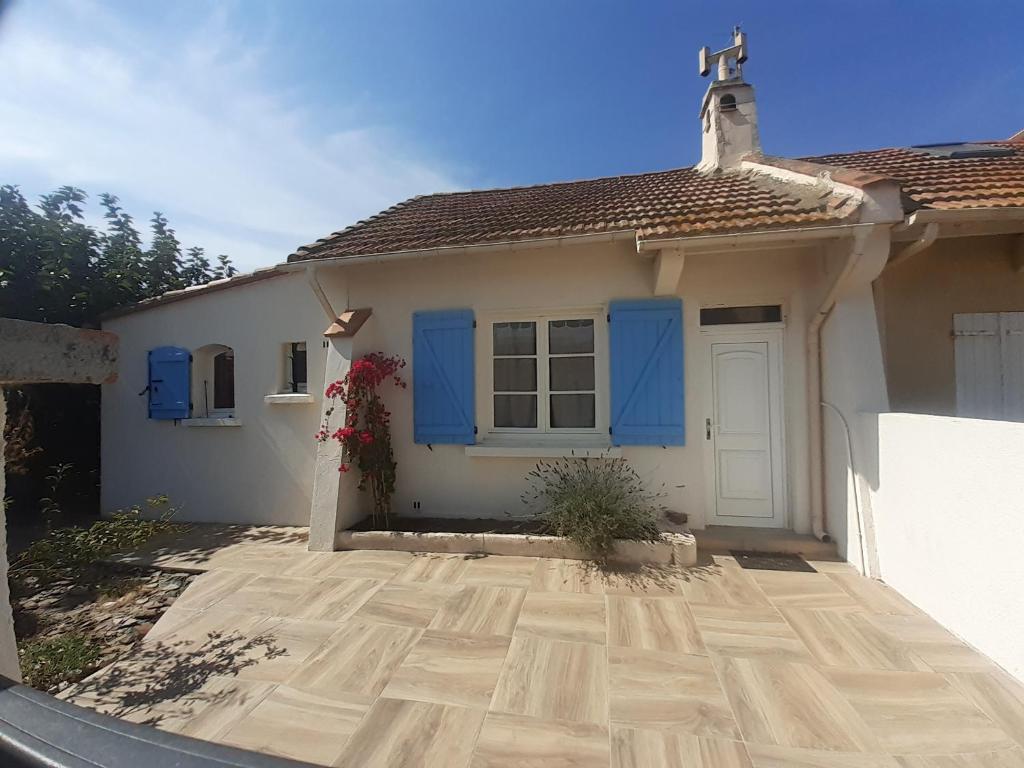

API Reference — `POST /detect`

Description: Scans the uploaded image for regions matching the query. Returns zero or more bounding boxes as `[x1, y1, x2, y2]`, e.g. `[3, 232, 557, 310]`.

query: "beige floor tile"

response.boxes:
[827, 573, 919, 616]
[691, 604, 814, 663]
[947, 670, 1024, 748]
[893, 746, 1024, 767]
[601, 566, 684, 597]
[322, 549, 415, 579]
[218, 575, 318, 616]
[173, 570, 258, 611]
[825, 667, 1015, 755]
[232, 617, 340, 683]
[394, 553, 471, 585]
[459, 556, 539, 587]
[219, 686, 370, 765]
[429, 585, 526, 637]
[911, 643, 1001, 674]
[515, 592, 606, 645]
[286, 618, 421, 698]
[678, 566, 772, 608]
[864, 615, 996, 674]
[335, 697, 485, 768]
[782, 608, 929, 671]
[471, 711, 609, 768]
[714, 656, 880, 752]
[491, 635, 608, 725]
[382, 630, 511, 709]
[145, 605, 269, 652]
[292, 577, 383, 622]
[612, 727, 752, 768]
[174, 677, 276, 740]
[747, 743, 901, 766]
[282, 551, 346, 578]
[866, 613, 961, 645]
[607, 596, 705, 654]
[354, 583, 457, 628]
[142, 605, 204, 643]
[530, 558, 604, 594]
[214, 544, 312, 576]
[608, 646, 739, 738]
[750, 571, 861, 609]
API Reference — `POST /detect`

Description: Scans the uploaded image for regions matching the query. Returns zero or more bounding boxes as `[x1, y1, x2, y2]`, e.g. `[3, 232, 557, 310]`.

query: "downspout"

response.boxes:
[807, 227, 872, 541]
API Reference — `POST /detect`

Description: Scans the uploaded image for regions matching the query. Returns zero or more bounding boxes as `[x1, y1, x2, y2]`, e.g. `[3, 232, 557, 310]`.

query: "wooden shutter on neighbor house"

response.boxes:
[609, 298, 685, 445]
[148, 346, 191, 420]
[954, 312, 1024, 421]
[413, 309, 476, 444]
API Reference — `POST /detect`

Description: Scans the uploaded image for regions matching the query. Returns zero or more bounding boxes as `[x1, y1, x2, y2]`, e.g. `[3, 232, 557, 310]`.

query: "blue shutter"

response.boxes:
[413, 310, 475, 444]
[148, 346, 191, 420]
[609, 298, 684, 445]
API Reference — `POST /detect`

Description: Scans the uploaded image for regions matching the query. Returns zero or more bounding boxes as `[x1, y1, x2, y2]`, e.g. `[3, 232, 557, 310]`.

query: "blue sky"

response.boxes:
[2, 0, 1022, 271]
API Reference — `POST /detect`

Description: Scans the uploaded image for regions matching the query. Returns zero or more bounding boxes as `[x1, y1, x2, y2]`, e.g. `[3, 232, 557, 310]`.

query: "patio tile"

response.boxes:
[471, 712, 610, 768]
[282, 551, 343, 578]
[530, 558, 604, 594]
[429, 585, 525, 637]
[394, 553, 470, 585]
[606, 596, 704, 654]
[690, 604, 814, 663]
[214, 544, 312, 576]
[750, 571, 860, 609]
[678, 565, 771, 608]
[292, 577, 383, 622]
[354, 583, 457, 628]
[611, 727, 752, 768]
[781, 608, 929, 671]
[144, 605, 268, 652]
[173, 570, 258, 611]
[286, 618, 421, 698]
[713, 656, 880, 752]
[335, 697, 485, 768]
[824, 667, 1014, 755]
[459, 555, 538, 588]
[231, 617, 340, 683]
[601, 566, 684, 597]
[491, 635, 608, 725]
[892, 746, 1024, 767]
[218, 575, 318, 616]
[947, 670, 1024, 747]
[608, 647, 738, 738]
[865, 613, 961, 645]
[515, 592, 606, 645]
[174, 677, 276, 741]
[323, 549, 415, 579]
[219, 686, 370, 765]
[745, 743, 901, 766]
[382, 629, 511, 709]
[827, 573, 919, 616]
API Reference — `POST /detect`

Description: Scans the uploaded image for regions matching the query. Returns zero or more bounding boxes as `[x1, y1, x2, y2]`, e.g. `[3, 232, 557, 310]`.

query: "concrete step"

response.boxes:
[693, 525, 840, 560]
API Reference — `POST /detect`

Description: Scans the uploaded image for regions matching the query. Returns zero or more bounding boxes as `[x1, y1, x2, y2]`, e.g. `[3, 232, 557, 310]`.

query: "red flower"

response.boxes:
[338, 463, 350, 473]
[358, 430, 374, 445]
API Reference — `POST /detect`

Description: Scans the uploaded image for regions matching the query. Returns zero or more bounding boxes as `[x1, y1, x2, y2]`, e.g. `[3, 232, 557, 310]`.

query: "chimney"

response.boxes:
[696, 27, 761, 172]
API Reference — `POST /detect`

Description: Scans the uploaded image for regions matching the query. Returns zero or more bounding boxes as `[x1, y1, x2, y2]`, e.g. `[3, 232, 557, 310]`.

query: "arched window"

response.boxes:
[719, 93, 737, 112]
[193, 343, 236, 418]
[212, 350, 235, 410]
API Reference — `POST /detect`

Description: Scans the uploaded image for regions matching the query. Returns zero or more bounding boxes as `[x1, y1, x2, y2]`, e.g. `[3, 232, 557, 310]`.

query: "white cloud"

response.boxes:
[0, 0, 462, 270]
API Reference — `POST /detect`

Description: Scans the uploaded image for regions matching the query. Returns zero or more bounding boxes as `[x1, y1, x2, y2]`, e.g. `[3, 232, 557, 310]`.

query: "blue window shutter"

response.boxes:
[148, 346, 191, 420]
[609, 298, 685, 446]
[413, 310, 475, 444]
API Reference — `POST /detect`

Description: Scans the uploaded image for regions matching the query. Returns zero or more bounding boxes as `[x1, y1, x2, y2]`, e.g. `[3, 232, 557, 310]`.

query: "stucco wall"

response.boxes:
[875, 235, 1024, 415]
[866, 412, 1024, 682]
[103, 239, 832, 530]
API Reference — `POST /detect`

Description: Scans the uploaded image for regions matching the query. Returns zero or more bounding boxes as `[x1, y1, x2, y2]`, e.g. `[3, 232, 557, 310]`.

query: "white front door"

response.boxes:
[707, 336, 785, 527]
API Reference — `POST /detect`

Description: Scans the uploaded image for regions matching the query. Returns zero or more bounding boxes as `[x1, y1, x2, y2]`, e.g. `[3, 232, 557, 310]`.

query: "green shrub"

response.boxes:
[522, 456, 663, 559]
[20, 634, 101, 690]
[11, 496, 184, 582]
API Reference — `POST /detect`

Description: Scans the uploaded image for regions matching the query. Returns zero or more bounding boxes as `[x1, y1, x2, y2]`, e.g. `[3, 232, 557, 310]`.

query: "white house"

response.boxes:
[101, 31, 1024, 570]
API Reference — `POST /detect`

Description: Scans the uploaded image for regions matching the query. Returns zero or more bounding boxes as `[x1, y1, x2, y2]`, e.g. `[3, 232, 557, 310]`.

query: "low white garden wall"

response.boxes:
[868, 412, 1024, 681]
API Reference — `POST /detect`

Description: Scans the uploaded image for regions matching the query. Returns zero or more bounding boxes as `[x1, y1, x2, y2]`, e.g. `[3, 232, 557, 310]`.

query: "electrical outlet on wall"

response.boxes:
[412, 501, 421, 510]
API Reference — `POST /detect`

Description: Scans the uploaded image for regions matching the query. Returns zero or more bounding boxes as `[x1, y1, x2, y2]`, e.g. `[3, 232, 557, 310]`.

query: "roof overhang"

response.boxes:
[892, 207, 1024, 242]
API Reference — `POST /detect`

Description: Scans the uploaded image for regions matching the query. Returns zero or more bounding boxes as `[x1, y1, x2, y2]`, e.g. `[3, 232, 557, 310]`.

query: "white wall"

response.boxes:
[103, 239, 831, 530]
[867, 412, 1024, 682]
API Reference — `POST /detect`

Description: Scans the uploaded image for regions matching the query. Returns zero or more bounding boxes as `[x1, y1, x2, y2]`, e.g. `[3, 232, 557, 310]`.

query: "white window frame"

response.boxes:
[478, 306, 609, 441]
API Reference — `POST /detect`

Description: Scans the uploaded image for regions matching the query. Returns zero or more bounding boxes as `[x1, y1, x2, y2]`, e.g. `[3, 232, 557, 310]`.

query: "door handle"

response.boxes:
[705, 418, 712, 440]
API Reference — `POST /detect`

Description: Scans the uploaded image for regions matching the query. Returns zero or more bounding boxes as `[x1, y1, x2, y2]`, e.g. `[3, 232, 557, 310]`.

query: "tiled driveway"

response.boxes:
[66, 531, 1024, 767]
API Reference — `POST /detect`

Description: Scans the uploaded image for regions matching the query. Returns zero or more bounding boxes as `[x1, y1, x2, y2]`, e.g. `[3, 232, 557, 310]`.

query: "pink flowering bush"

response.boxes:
[316, 353, 407, 527]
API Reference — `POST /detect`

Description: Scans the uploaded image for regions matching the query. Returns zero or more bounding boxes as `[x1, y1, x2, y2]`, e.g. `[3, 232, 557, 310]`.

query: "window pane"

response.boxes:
[699, 305, 782, 326]
[494, 358, 536, 392]
[494, 394, 537, 428]
[493, 322, 536, 356]
[549, 356, 594, 391]
[213, 351, 234, 409]
[290, 342, 307, 393]
[550, 394, 595, 428]
[549, 319, 593, 354]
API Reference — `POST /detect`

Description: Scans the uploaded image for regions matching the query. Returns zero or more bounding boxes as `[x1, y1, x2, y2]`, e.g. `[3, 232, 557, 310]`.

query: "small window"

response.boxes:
[719, 93, 737, 112]
[192, 343, 236, 417]
[700, 305, 782, 326]
[284, 342, 308, 393]
[212, 350, 235, 410]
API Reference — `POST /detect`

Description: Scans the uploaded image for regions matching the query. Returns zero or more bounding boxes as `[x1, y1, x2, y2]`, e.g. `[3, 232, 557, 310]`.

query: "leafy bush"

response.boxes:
[10, 496, 184, 582]
[20, 634, 101, 690]
[522, 456, 663, 559]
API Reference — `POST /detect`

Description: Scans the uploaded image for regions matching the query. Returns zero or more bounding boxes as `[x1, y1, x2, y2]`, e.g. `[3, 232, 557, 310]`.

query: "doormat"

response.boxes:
[729, 550, 817, 572]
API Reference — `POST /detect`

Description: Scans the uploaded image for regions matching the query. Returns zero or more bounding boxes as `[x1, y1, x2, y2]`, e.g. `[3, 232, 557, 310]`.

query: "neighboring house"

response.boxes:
[100, 31, 1024, 566]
